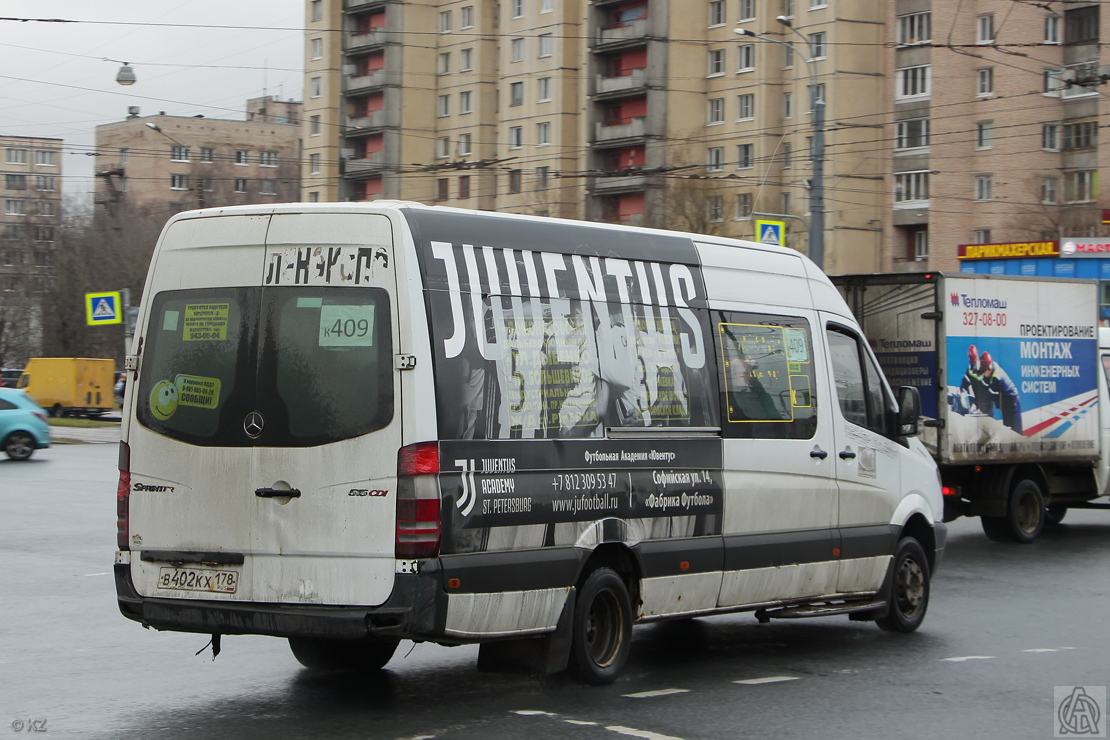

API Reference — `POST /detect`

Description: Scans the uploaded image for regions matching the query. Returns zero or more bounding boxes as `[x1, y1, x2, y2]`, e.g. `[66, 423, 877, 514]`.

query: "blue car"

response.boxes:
[0, 387, 51, 461]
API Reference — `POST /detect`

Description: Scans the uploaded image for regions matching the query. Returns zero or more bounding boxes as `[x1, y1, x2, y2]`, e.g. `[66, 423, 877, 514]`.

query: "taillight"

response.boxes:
[117, 442, 131, 551]
[32, 411, 46, 424]
[942, 485, 960, 498]
[396, 442, 441, 559]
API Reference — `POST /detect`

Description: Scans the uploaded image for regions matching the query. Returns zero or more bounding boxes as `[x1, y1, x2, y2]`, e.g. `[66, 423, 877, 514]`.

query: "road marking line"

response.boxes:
[606, 725, 686, 740]
[734, 676, 800, 685]
[623, 689, 690, 699]
[1059, 646, 1078, 650]
[513, 710, 556, 717]
[82, 572, 111, 577]
[941, 656, 995, 662]
[1023, 648, 1059, 653]
[564, 720, 599, 726]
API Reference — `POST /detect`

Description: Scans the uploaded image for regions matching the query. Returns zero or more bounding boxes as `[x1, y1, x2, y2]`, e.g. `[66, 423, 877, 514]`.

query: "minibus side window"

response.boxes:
[826, 326, 888, 434]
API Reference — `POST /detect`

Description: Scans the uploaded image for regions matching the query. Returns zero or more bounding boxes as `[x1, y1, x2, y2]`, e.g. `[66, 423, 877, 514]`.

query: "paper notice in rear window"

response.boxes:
[319, 305, 375, 347]
[183, 304, 230, 341]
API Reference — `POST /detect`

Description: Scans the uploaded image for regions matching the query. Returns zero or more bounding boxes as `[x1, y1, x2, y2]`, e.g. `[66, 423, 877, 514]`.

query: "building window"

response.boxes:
[974, 175, 992, 201]
[808, 83, 825, 111]
[512, 0, 523, 18]
[897, 66, 931, 98]
[782, 142, 792, 168]
[896, 118, 929, 149]
[439, 10, 452, 32]
[736, 192, 753, 219]
[707, 195, 724, 223]
[461, 5, 474, 28]
[438, 52, 452, 75]
[1065, 170, 1097, 202]
[538, 77, 552, 101]
[460, 90, 473, 114]
[5, 175, 25, 190]
[914, 230, 928, 260]
[460, 48, 474, 71]
[309, 191, 320, 203]
[35, 201, 55, 216]
[708, 49, 725, 76]
[708, 98, 725, 124]
[34, 176, 55, 191]
[737, 93, 754, 121]
[509, 126, 523, 149]
[511, 38, 524, 62]
[1042, 123, 1060, 151]
[235, 149, 249, 165]
[200, 147, 214, 162]
[539, 33, 553, 58]
[737, 45, 754, 73]
[437, 136, 451, 158]
[1064, 5, 1098, 45]
[1043, 69, 1063, 96]
[310, 153, 321, 173]
[1041, 177, 1059, 204]
[783, 43, 794, 68]
[897, 12, 931, 45]
[974, 229, 991, 244]
[259, 151, 278, 167]
[707, 146, 725, 172]
[976, 68, 994, 96]
[977, 15, 995, 44]
[782, 191, 791, 213]
[437, 178, 449, 201]
[537, 121, 551, 145]
[438, 94, 451, 116]
[458, 175, 471, 199]
[1063, 62, 1100, 97]
[234, 179, 247, 193]
[540, 0, 553, 12]
[783, 0, 795, 17]
[170, 145, 189, 162]
[709, 0, 725, 26]
[809, 32, 826, 59]
[310, 116, 321, 136]
[310, 77, 321, 98]
[510, 81, 524, 106]
[311, 37, 323, 60]
[311, 0, 322, 22]
[1063, 119, 1097, 151]
[1044, 15, 1061, 44]
[34, 150, 56, 166]
[894, 171, 929, 203]
[459, 133, 472, 156]
[170, 174, 190, 190]
[783, 92, 792, 119]
[535, 166, 550, 190]
[739, 0, 755, 21]
[736, 143, 754, 169]
[260, 180, 277, 195]
[509, 169, 522, 193]
[975, 122, 993, 150]
[6, 149, 27, 164]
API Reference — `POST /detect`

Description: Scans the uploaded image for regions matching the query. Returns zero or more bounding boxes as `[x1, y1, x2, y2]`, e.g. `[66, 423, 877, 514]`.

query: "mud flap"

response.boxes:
[476, 588, 576, 675]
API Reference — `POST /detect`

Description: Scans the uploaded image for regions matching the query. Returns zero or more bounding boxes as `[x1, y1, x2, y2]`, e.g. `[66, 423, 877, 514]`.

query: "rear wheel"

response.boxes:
[981, 478, 1044, 544]
[1045, 504, 1068, 526]
[876, 537, 930, 633]
[569, 567, 633, 685]
[288, 636, 400, 671]
[3, 431, 35, 461]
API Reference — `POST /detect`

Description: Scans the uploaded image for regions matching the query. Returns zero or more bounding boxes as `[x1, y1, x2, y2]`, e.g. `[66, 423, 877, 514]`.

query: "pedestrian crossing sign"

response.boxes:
[86, 291, 123, 325]
[755, 219, 785, 247]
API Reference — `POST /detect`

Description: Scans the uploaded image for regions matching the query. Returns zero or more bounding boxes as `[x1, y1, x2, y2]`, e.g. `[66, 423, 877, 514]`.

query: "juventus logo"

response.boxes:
[455, 459, 477, 516]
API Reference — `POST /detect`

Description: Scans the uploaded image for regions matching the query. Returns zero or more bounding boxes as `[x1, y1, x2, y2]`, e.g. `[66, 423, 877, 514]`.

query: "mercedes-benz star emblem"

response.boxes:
[243, 411, 264, 438]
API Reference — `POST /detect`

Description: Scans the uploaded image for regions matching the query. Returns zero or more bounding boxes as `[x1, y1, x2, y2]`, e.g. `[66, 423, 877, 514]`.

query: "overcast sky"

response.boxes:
[0, 1, 304, 204]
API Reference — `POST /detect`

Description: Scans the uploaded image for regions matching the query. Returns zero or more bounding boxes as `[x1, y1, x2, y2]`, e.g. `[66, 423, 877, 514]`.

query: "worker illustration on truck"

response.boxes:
[954, 345, 1022, 434]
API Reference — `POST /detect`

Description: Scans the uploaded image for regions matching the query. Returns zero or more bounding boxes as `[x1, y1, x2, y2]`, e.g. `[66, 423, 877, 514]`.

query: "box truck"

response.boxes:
[834, 273, 1107, 543]
[19, 358, 115, 418]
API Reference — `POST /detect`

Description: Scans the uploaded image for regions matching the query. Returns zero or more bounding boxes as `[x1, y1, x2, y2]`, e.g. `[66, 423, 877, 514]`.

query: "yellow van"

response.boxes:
[19, 358, 115, 417]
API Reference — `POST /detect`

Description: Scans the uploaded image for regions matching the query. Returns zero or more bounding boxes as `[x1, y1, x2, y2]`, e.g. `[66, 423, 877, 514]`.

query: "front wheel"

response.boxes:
[981, 478, 1045, 544]
[569, 567, 633, 685]
[3, 431, 35, 461]
[288, 636, 400, 671]
[876, 537, 930, 633]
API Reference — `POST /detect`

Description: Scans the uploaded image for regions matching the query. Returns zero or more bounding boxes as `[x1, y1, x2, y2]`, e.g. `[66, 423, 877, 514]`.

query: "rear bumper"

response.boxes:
[115, 562, 446, 641]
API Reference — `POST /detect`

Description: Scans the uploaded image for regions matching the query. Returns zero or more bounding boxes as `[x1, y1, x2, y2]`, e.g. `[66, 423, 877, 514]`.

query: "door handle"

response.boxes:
[810, 448, 828, 460]
[255, 487, 302, 498]
[839, 450, 857, 460]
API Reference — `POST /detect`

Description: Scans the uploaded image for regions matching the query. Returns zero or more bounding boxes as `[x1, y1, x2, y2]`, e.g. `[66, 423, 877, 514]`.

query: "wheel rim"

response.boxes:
[7, 433, 33, 459]
[584, 587, 624, 668]
[894, 556, 925, 619]
[1016, 488, 1041, 534]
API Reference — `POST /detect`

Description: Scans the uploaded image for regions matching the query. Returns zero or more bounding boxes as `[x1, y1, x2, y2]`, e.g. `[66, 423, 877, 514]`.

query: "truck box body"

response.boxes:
[834, 274, 1100, 467]
[19, 358, 116, 417]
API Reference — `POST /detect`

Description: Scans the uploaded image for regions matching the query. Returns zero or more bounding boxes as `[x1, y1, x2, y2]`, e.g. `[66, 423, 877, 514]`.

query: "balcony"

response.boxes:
[591, 172, 658, 194]
[595, 117, 646, 143]
[594, 20, 648, 48]
[346, 151, 389, 176]
[344, 0, 387, 12]
[595, 69, 649, 97]
[345, 110, 396, 133]
[346, 69, 400, 95]
[347, 29, 388, 53]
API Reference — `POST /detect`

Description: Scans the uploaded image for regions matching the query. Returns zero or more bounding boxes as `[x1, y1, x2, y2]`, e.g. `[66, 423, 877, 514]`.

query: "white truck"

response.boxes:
[833, 273, 1107, 543]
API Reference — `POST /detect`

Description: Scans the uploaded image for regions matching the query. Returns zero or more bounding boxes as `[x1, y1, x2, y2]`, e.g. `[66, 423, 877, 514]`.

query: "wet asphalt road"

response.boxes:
[3, 441, 1109, 739]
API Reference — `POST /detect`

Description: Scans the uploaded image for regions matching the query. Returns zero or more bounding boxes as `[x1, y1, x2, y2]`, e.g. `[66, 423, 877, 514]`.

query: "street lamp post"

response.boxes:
[736, 19, 825, 270]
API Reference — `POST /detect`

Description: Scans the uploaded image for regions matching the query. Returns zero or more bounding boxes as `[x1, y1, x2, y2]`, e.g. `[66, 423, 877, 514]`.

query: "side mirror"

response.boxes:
[896, 386, 921, 437]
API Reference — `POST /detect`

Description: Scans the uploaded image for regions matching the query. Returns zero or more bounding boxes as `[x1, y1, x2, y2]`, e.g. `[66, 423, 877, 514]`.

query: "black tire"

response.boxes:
[3, 431, 35, 461]
[1045, 504, 1068, 526]
[49, 404, 63, 418]
[876, 537, 930, 633]
[981, 478, 1045, 544]
[288, 636, 400, 671]
[569, 567, 633, 685]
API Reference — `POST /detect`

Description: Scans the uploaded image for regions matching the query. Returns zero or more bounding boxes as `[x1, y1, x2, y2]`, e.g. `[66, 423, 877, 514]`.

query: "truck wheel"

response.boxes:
[876, 537, 930, 633]
[49, 404, 63, 418]
[4, 431, 35, 461]
[982, 479, 1045, 544]
[1045, 504, 1067, 526]
[288, 636, 400, 671]
[569, 567, 633, 685]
